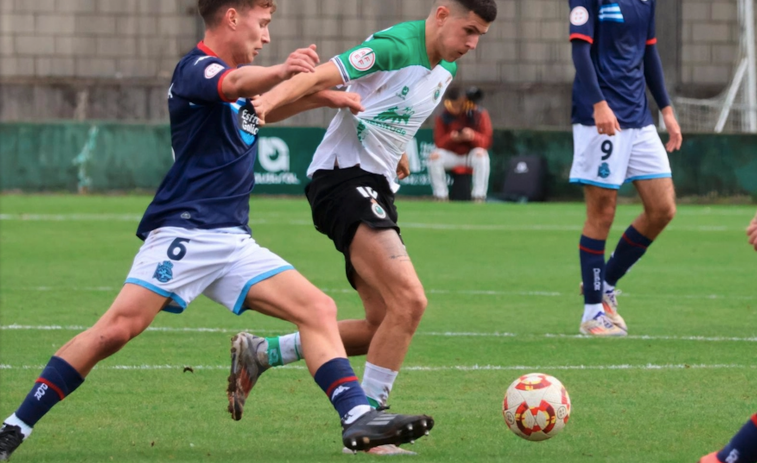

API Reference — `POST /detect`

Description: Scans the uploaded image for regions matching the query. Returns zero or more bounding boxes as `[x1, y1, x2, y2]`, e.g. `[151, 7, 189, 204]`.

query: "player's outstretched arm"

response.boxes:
[221, 45, 320, 101]
[254, 90, 364, 124]
[252, 61, 345, 124]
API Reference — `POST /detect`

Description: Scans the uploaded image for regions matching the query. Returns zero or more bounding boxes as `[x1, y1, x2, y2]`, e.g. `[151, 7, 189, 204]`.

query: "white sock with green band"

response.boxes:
[361, 362, 398, 408]
[265, 333, 303, 367]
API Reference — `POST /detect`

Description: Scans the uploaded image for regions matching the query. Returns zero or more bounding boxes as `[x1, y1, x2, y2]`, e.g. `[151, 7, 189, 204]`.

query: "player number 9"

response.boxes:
[601, 140, 613, 161]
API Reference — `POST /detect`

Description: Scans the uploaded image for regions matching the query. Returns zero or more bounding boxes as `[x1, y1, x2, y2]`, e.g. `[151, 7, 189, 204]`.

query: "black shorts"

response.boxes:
[305, 166, 401, 288]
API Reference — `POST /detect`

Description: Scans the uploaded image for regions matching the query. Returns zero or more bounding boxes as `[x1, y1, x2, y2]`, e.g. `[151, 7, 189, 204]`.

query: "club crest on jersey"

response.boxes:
[570, 6, 589, 26]
[434, 83, 443, 101]
[597, 162, 611, 179]
[349, 48, 376, 72]
[153, 261, 174, 283]
[396, 86, 410, 100]
[371, 199, 387, 219]
[204, 63, 225, 79]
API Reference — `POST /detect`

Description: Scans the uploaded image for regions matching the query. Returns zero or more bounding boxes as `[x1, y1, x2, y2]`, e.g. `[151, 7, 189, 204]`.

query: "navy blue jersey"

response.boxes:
[137, 42, 261, 240]
[569, 0, 657, 128]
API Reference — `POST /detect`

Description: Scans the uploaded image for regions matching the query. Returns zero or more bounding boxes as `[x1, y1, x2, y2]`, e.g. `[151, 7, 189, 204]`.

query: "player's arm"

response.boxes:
[434, 116, 457, 150]
[569, 0, 620, 135]
[256, 89, 364, 124]
[644, 4, 682, 152]
[221, 45, 320, 101]
[469, 109, 493, 149]
[252, 62, 345, 123]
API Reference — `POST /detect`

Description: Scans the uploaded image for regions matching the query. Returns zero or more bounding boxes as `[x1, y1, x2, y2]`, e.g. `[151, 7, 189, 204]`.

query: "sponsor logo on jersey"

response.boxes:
[597, 162, 611, 179]
[153, 261, 174, 283]
[374, 106, 415, 125]
[204, 63, 225, 79]
[396, 86, 410, 100]
[570, 6, 589, 26]
[255, 137, 301, 185]
[349, 48, 376, 72]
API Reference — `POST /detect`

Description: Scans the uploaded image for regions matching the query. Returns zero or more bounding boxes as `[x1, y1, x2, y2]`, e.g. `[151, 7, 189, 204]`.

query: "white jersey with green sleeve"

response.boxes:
[307, 20, 457, 191]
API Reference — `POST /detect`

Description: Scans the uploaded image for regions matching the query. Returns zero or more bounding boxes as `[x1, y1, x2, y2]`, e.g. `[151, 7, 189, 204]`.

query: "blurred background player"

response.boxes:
[0, 1, 435, 460]
[568, 0, 683, 337]
[698, 214, 757, 462]
[428, 86, 493, 202]
[225, 0, 497, 455]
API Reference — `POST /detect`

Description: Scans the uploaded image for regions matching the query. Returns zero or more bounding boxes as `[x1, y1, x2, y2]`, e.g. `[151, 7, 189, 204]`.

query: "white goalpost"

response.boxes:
[673, 0, 757, 133]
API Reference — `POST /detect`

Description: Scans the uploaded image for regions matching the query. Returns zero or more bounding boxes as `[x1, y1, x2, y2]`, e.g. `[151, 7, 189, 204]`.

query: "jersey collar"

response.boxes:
[198, 41, 220, 58]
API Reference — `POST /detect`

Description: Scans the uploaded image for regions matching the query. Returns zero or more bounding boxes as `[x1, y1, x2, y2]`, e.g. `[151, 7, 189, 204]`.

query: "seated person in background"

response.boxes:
[428, 86, 493, 202]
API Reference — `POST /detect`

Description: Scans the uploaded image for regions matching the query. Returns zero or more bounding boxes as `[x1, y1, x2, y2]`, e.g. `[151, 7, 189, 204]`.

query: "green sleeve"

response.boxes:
[332, 37, 412, 84]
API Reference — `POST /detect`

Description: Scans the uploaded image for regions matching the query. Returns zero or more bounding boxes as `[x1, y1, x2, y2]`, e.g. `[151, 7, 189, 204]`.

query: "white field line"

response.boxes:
[0, 363, 751, 372]
[2, 325, 757, 343]
[12, 286, 757, 301]
[0, 213, 742, 232]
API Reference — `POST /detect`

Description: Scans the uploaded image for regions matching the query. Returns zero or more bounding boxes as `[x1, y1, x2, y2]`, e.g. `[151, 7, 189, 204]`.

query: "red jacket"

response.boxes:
[434, 107, 493, 155]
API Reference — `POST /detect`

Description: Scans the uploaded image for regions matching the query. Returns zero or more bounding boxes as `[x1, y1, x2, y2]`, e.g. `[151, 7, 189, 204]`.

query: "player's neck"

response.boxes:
[202, 32, 239, 69]
[425, 18, 442, 68]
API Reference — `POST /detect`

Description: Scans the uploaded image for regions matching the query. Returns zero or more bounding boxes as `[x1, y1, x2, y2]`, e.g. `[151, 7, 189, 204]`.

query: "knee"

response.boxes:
[428, 151, 441, 162]
[471, 148, 488, 159]
[648, 203, 676, 226]
[588, 205, 616, 231]
[302, 295, 338, 327]
[90, 324, 133, 356]
[389, 288, 427, 328]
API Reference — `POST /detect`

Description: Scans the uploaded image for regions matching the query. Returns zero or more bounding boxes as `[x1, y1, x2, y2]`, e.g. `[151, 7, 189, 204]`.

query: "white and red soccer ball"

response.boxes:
[502, 373, 571, 441]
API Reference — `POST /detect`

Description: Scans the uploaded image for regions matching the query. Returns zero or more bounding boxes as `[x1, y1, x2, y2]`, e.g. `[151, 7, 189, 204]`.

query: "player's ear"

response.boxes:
[435, 5, 451, 24]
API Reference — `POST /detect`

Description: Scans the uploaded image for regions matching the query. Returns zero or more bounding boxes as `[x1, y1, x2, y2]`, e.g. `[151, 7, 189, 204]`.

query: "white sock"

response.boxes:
[280, 333, 303, 365]
[361, 362, 398, 408]
[343, 404, 373, 425]
[4, 414, 32, 439]
[582, 303, 604, 323]
[603, 281, 615, 294]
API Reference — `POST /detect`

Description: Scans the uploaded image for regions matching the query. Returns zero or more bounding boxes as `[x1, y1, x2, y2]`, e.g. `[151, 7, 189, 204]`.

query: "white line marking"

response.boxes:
[0, 214, 744, 232]
[0, 363, 751, 372]
[12, 286, 756, 301]
[2, 325, 756, 343]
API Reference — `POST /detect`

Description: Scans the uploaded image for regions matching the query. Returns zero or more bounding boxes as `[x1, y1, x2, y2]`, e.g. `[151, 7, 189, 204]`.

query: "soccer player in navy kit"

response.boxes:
[0, 1, 433, 460]
[568, 0, 683, 337]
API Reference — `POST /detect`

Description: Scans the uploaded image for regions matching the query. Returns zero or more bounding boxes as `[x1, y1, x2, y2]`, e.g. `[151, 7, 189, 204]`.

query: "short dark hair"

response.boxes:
[445, 86, 462, 101]
[198, 0, 277, 27]
[451, 0, 498, 23]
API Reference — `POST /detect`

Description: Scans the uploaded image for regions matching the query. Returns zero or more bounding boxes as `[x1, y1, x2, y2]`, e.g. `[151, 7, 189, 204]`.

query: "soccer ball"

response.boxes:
[502, 373, 571, 442]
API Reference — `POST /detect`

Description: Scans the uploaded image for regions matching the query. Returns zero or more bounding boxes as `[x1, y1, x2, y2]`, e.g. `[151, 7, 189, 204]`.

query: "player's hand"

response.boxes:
[460, 128, 475, 141]
[451, 130, 460, 141]
[661, 107, 683, 153]
[278, 44, 319, 80]
[250, 94, 270, 126]
[396, 153, 410, 180]
[747, 214, 757, 251]
[593, 101, 621, 136]
[318, 90, 364, 114]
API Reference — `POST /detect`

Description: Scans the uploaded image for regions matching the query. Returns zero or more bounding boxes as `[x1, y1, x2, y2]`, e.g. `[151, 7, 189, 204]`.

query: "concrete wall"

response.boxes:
[0, 0, 750, 127]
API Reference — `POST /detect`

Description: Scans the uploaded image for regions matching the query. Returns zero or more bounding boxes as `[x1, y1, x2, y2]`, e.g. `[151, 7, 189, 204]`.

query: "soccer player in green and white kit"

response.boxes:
[225, 0, 497, 455]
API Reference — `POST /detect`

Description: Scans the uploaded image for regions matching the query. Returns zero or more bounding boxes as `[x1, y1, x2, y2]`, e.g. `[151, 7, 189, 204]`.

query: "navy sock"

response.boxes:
[313, 358, 369, 419]
[717, 415, 757, 463]
[580, 235, 606, 305]
[605, 226, 653, 287]
[14, 356, 84, 427]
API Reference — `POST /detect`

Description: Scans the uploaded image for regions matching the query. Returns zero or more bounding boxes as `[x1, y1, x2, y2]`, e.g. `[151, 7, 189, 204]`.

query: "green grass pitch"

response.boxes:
[0, 195, 755, 462]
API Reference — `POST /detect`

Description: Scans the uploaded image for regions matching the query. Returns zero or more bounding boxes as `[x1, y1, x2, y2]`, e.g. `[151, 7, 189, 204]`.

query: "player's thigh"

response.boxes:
[202, 236, 330, 324]
[125, 227, 233, 313]
[349, 225, 424, 305]
[93, 283, 171, 335]
[570, 124, 633, 189]
[625, 125, 672, 184]
[438, 148, 465, 169]
[634, 177, 676, 213]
